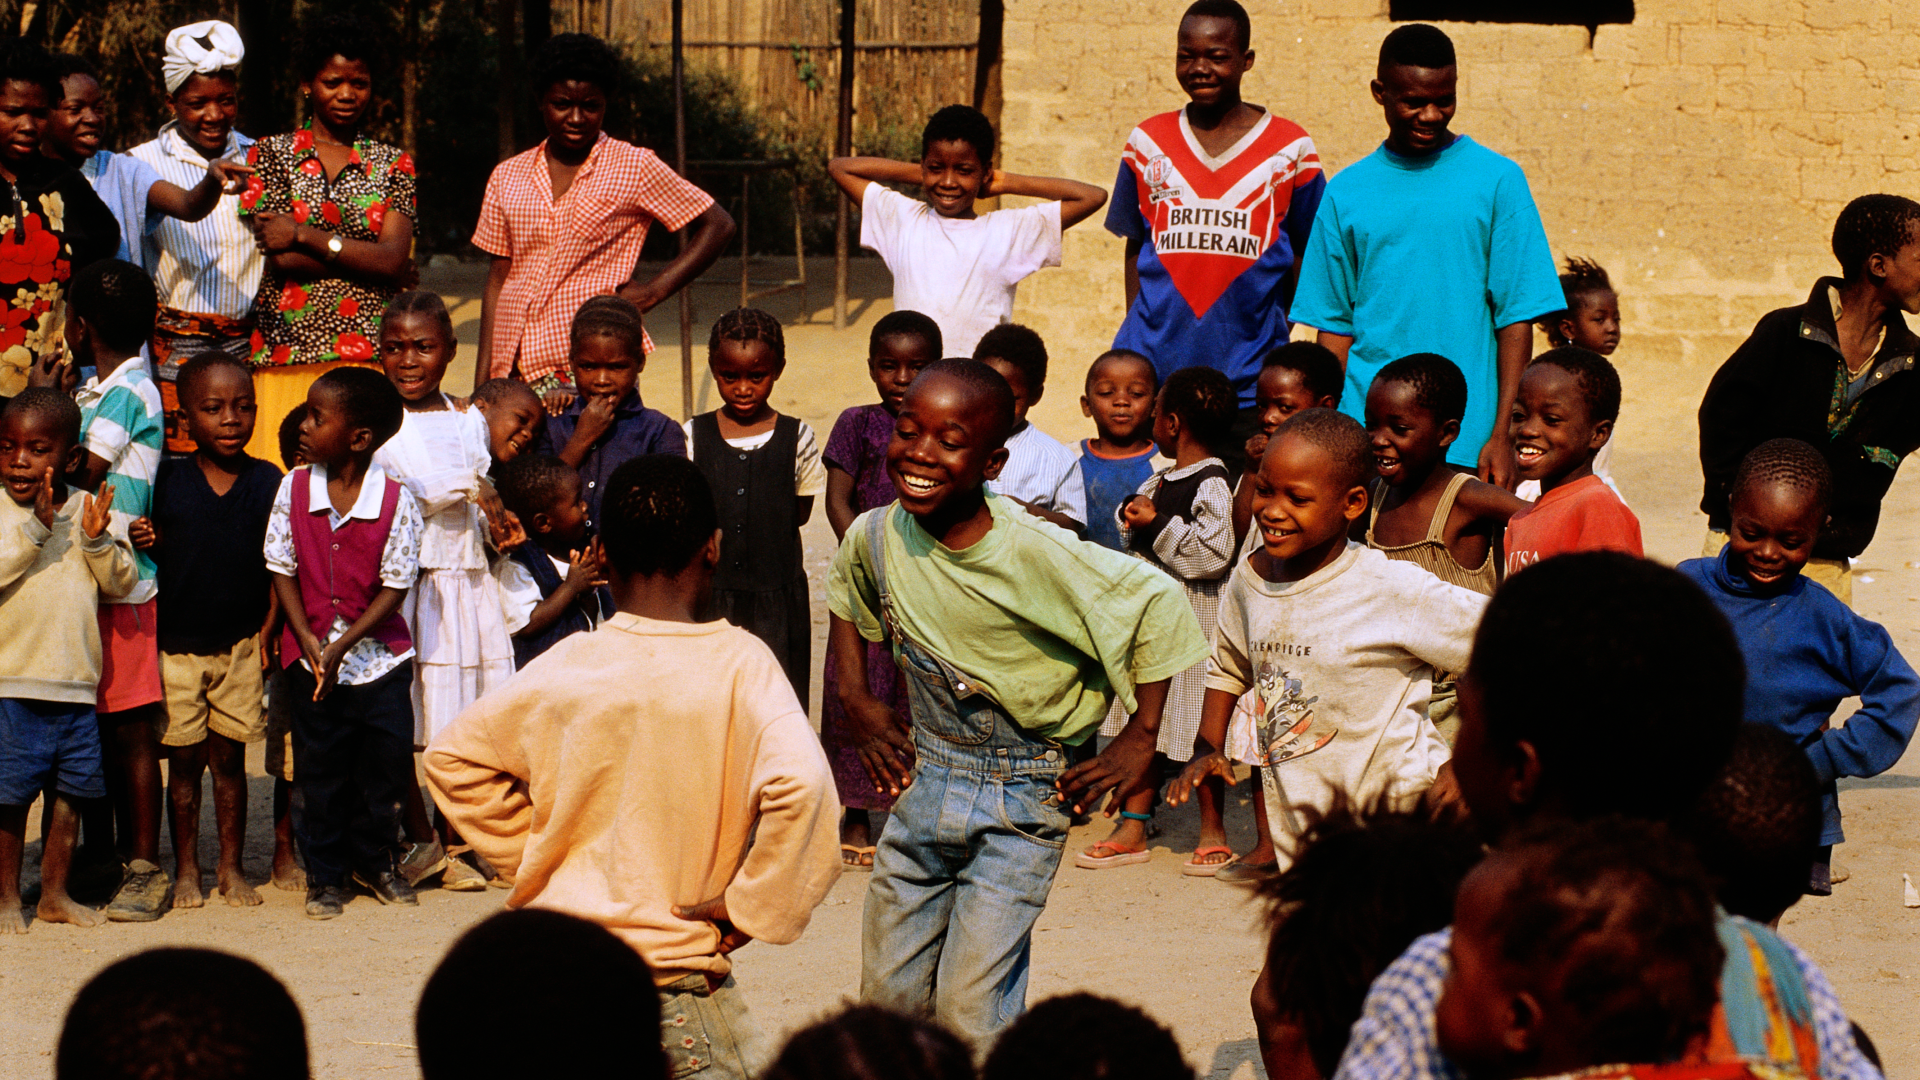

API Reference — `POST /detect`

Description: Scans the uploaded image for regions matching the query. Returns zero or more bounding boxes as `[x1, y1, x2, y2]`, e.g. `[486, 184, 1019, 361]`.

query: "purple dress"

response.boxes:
[822, 403, 908, 811]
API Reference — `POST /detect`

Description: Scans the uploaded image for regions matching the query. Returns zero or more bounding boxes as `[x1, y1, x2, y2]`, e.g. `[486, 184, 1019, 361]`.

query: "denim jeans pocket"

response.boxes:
[897, 644, 995, 746]
[660, 986, 717, 1078]
[996, 772, 1070, 849]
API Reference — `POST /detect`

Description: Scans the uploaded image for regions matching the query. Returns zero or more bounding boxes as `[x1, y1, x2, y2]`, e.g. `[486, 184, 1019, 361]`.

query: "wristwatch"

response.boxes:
[324, 234, 344, 262]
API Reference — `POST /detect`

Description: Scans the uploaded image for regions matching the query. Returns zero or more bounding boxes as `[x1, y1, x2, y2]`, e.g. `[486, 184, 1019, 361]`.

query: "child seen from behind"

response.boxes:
[1503, 347, 1641, 575]
[984, 993, 1194, 1080]
[1077, 349, 1161, 552]
[977, 323, 1088, 533]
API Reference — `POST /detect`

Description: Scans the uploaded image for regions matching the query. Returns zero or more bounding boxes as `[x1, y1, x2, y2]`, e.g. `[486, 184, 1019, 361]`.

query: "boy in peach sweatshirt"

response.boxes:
[426, 454, 841, 1080]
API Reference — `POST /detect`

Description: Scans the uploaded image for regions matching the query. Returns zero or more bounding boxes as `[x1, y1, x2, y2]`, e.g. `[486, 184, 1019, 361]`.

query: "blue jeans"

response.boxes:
[860, 634, 1071, 1049]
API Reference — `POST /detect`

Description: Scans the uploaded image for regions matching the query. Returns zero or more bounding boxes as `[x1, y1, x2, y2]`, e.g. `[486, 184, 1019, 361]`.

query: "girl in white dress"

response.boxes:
[374, 291, 519, 889]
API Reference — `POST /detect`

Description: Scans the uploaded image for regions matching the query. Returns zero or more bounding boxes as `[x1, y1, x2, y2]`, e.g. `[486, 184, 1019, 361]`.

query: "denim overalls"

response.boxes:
[857, 507, 1075, 1048]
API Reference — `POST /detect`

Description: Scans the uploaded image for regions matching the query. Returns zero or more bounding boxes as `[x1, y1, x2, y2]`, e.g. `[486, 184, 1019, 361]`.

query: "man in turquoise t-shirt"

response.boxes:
[1291, 23, 1563, 489]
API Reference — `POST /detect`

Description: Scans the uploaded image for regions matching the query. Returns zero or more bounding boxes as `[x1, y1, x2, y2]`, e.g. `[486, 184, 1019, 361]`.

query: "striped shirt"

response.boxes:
[986, 421, 1087, 528]
[127, 123, 262, 320]
[77, 361, 164, 604]
[472, 134, 714, 384]
[79, 150, 161, 270]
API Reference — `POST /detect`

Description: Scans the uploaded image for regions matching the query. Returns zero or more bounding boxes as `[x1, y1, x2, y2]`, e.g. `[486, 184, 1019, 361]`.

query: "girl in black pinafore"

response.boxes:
[685, 309, 825, 700]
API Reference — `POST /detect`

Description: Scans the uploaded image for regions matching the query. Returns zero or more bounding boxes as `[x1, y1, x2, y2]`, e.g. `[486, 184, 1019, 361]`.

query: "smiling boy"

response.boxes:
[826, 360, 1205, 1045]
[1502, 348, 1641, 575]
[831, 105, 1107, 357]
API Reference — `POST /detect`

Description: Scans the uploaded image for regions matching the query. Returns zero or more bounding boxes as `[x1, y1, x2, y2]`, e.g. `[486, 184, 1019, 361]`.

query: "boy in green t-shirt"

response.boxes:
[826, 360, 1207, 1048]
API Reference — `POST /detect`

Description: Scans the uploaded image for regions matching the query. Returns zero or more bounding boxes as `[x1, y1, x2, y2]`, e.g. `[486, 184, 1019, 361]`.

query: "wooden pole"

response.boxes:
[831, 0, 854, 330]
[674, 0, 694, 420]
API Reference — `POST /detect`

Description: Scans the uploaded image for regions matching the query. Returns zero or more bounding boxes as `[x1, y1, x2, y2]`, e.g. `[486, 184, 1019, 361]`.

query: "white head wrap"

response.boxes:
[162, 20, 245, 94]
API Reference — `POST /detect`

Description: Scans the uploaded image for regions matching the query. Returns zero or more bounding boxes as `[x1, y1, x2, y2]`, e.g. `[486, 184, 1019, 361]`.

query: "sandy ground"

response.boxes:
[1, 257, 1915, 1080]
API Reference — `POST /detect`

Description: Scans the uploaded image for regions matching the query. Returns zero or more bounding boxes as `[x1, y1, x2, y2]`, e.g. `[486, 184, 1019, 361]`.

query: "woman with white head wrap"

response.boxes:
[128, 19, 266, 455]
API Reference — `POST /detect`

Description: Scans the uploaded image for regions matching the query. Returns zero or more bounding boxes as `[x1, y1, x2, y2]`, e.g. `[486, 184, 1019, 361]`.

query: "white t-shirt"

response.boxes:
[987, 422, 1088, 528]
[1208, 542, 1485, 868]
[859, 185, 1063, 357]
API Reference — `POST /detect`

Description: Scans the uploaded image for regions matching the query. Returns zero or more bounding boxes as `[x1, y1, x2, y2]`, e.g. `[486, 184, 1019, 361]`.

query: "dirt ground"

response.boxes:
[0, 258, 1915, 1080]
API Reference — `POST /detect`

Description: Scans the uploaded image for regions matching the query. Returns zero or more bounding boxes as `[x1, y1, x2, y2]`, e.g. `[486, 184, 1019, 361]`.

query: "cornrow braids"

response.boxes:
[707, 307, 786, 367]
[381, 290, 456, 345]
[570, 295, 646, 358]
[1732, 437, 1833, 516]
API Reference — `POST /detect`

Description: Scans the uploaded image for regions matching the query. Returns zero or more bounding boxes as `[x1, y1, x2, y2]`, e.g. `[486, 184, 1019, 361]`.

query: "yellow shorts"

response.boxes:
[156, 636, 266, 747]
[1702, 529, 1851, 606]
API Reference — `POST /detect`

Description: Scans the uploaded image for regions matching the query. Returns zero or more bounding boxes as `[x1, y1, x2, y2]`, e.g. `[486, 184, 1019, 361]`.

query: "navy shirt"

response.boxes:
[151, 454, 283, 654]
[532, 390, 686, 526]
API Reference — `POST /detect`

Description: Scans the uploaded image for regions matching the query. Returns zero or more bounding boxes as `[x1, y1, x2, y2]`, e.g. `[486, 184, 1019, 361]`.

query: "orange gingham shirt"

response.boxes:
[472, 134, 714, 383]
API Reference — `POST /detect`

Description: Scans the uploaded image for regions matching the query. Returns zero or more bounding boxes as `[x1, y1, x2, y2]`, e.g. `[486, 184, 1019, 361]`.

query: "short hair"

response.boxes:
[53, 52, 99, 84]
[1261, 806, 1484, 1078]
[1271, 407, 1371, 490]
[5, 386, 82, 446]
[1379, 23, 1455, 73]
[312, 366, 404, 450]
[496, 453, 577, 519]
[1086, 348, 1158, 393]
[276, 407, 305, 469]
[1373, 353, 1468, 425]
[1160, 367, 1237, 453]
[176, 353, 252, 404]
[1471, 553, 1742, 822]
[1731, 437, 1833, 518]
[571, 295, 646, 359]
[707, 307, 786, 367]
[1262, 341, 1343, 404]
[984, 993, 1192, 1080]
[599, 454, 717, 577]
[1486, 818, 1724, 1067]
[471, 376, 542, 410]
[296, 12, 382, 81]
[417, 910, 661, 1080]
[56, 947, 308, 1080]
[1529, 346, 1621, 423]
[1538, 257, 1616, 339]
[972, 323, 1048, 398]
[528, 32, 622, 97]
[68, 259, 158, 353]
[1681, 723, 1822, 924]
[764, 1005, 972, 1080]
[0, 38, 60, 98]
[921, 103, 996, 167]
[1831, 194, 1920, 282]
[871, 309, 942, 358]
[1180, 0, 1252, 51]
[913, 358, 1016, 448]
[381, 289, 456, 345]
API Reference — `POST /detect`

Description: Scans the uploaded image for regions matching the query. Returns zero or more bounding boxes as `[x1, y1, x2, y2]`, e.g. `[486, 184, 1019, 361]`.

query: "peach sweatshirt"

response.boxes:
[425, 612, 842, 983]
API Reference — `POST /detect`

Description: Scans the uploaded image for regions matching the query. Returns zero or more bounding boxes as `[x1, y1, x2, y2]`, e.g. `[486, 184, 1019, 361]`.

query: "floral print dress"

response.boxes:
[0, 158, 120, 396]
[238, 123, 416, 367]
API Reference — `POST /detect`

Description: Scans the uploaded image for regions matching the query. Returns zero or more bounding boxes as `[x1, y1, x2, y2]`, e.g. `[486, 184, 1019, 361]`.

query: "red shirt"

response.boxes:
[1505, 474, 1642, 575]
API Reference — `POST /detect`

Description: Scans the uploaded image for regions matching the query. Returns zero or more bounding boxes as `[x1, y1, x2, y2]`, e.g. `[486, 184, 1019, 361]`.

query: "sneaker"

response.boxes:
[441, 856, 488, 892]
[305, 884, 350, 920]
[352, 868, 419, 906]
[104, 859, 172, 922]
[398, 839, 448, 887]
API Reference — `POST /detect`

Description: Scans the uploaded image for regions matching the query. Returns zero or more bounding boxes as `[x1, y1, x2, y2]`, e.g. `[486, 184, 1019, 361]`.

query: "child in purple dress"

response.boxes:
[820, 310, 940, 869]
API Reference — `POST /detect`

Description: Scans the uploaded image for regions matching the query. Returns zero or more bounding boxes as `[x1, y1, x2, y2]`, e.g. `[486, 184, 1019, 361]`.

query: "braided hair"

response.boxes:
[381, 290, 456, 346]
[570, 295, 646, 358]
[1731, 437, 1832, 516]
[707, 307, 786, 368]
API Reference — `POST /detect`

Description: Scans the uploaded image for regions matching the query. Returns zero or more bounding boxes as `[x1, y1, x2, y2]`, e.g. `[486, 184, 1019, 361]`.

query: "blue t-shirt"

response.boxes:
[1076, 441, 1160, 551]
[1291, 136, 1563, 467]
[79, 150, 161, 271]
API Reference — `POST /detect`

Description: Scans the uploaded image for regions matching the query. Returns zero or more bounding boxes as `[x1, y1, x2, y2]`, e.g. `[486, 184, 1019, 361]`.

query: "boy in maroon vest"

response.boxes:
[264, 368, 424, 920]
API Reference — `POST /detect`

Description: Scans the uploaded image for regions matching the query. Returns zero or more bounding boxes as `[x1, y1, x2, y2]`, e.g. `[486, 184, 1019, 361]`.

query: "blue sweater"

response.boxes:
[1678, 550, 1920, 843]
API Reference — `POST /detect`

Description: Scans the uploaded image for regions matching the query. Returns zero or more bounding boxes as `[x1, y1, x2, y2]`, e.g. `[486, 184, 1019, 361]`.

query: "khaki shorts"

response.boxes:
[263, 666, 295, 782]
[156, 636, 266, 747]
[1702, 529, 1852, 607]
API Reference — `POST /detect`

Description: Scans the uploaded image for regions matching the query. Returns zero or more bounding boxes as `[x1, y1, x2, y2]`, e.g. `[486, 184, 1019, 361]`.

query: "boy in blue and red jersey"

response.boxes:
[1107, 0, 1324, 466]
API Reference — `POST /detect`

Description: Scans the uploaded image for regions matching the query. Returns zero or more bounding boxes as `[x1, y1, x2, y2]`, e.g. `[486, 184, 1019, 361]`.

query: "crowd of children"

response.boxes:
[11, 2, 1920, 1079]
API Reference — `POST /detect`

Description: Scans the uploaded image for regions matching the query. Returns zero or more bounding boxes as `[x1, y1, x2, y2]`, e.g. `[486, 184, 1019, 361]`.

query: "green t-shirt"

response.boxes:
[826, 494, 1208, 743]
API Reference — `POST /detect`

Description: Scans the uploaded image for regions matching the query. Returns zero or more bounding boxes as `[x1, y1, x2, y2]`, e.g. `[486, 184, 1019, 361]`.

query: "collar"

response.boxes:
[157, 121, 251, 165]
[290, 119, 371, 175]
[1707, 545, 1806, 602]
[538, 132, 608, 178]
[77, 357, 146, 406]
[304, 462, 391, 520]
[566, 389, 645, 419]
[1532, 472, 1606, 506]
[1378, 133, 1467, 171]
[1798, 276, 1919, 366]
[79, 149, 112, 181]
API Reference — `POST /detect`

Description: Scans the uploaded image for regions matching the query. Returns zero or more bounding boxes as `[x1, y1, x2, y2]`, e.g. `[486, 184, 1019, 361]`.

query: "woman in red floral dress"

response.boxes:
[237, 14, 416, 459]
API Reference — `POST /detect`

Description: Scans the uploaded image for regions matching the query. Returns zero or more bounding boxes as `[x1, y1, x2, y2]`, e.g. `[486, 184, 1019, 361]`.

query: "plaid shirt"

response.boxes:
[472, 134, 714, 384]
[1333, 927, 1881, 1080]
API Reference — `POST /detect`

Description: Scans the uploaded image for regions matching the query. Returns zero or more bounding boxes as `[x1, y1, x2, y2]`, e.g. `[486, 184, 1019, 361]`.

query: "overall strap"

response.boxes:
[1426, 471, 1474, 543]
[865, 503, 897, 643]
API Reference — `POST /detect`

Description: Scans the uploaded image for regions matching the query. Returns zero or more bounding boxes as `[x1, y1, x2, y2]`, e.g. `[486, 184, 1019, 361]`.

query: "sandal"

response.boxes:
[1216, 858, 1281, 885]
[1074, 840, 1151, 869]
[841, 844, 876, 872]
[1181, 845, 1237, 877]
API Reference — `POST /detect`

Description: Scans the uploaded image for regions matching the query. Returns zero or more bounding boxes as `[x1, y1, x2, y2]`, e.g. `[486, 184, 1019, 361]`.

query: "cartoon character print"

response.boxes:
[1249, 661, 1337, 766]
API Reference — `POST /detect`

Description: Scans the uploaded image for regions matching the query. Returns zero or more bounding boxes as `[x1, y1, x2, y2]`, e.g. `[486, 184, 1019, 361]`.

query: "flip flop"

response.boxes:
[1181, 846, 1237, 877]
[1074, 841, 1151, 869]
[841, 844, 876, 872]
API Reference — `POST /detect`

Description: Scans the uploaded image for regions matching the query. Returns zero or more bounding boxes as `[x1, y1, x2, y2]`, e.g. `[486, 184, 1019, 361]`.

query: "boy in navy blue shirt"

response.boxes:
[1677, 438, 1920, 895]
[495, 453, 607, 667]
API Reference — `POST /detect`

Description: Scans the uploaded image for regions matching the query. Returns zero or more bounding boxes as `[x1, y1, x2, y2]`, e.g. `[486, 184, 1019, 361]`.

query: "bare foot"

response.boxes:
[36, 893, 105, 928]
[219, 869, 263, 907]
[2, 903, 26, 934]
[173, 871, 205, 909]
[271, 858, 307, 892]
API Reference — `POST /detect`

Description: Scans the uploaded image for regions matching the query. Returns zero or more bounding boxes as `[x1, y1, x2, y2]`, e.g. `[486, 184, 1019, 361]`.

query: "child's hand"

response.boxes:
[79, 482, 114, 540]
[474, 476, 507, 526]
[312, 639, 345, 700]
[672, 894, 754, 955]
[978, 168, 1005, 199]
[1058, 722, 1157, 816]
[1422, 761, 1468, 824]
[1120, 495, 1157, 529]
[1165, 751, 1237, 808]
[575, 393, 618, 445]
[486, 507, 527, 554]
[542, 387, 575, 416]
[31, 467, 55, 529]
[1244, 432, 1270, 471]
[26, 343, 67, 390]
[565, 539, 610, 590]
[845, 692, 916, 795]
[128, 516, 158, 550]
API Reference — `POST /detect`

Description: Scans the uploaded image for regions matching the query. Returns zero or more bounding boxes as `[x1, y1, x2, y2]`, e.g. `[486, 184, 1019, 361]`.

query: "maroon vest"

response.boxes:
[281, 467, 414, 667]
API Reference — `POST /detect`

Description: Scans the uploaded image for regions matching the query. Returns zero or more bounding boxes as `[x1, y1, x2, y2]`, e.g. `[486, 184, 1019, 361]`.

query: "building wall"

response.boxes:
[996, 0, 1920, 437]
